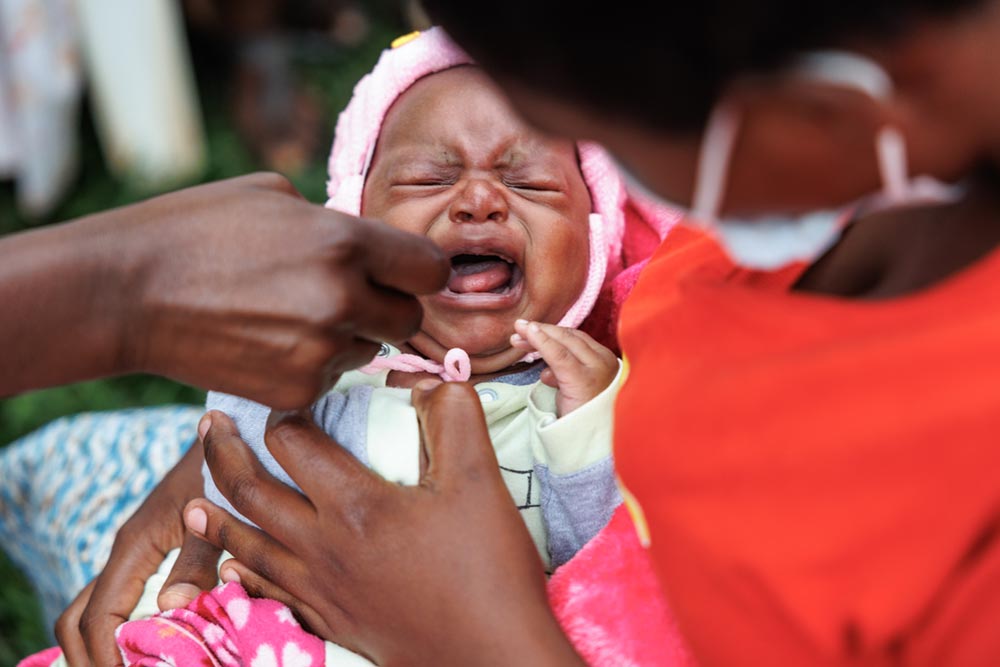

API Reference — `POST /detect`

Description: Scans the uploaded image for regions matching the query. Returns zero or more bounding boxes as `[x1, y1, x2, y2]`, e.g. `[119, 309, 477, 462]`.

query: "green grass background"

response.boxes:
[0, 14, 402, 663]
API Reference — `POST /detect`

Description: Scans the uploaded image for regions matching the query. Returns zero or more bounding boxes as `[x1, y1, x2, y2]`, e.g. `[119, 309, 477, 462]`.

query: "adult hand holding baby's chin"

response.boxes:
[115, 172, 450, 409]
[185, 384, 585, 666]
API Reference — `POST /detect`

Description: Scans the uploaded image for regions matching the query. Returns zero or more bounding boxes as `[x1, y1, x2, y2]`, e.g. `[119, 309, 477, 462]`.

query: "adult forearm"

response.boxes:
[0, 209, 140, 396]
[0, 174, 448, 406]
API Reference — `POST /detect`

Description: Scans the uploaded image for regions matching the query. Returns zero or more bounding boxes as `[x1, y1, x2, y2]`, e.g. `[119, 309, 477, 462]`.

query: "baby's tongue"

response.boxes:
[448, 258, 512, 294]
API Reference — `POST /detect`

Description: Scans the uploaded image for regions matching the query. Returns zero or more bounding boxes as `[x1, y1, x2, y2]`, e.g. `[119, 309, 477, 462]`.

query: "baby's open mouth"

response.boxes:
[447, 253, 523, 295]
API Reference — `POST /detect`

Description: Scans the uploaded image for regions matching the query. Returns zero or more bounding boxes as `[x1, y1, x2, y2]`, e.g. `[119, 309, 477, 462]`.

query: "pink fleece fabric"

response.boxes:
[21, 525, 695, 667]
[18, 583, 326, 667]
[325, 26, 628, 337]
[548, 505, 697, 667]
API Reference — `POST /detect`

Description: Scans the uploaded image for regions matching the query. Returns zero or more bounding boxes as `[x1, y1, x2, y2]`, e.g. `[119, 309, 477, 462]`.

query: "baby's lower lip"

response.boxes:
[430, 273, 525, 311]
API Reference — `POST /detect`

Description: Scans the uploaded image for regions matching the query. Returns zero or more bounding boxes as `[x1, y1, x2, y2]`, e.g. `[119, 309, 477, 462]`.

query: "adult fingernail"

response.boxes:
[411, 379, 442, 405]
[413, 379, 442, 392]
[198, 413, 212, 441]
[186, 507, 207, 536]
[220, 567, 241, 584]
[160, 583, 200, 610]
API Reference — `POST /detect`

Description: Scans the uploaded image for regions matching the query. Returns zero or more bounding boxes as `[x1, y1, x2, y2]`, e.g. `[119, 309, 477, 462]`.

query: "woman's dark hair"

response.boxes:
[422, 0, 983, 133]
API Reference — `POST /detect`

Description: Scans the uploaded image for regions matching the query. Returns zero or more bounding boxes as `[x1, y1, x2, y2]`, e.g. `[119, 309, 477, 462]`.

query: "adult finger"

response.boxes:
[263, 410, 381, 503]
[157, 532, 223, 611]
[314, 266, 424, 346]
[200, 410, 316, 547]
[320, 336, 382, 377]
[77, 539, 165, 667]
[54, 580, 94, 667]
[183, 500, 310, 602]
[410, 382, 502, 492]
[349, 281, 425, 345]
[218, 559, 337, 640]
[359, 220, 450, 295]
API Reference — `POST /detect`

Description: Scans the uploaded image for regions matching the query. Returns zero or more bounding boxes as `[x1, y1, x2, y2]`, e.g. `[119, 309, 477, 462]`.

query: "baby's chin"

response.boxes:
[410, 328, 526, 375]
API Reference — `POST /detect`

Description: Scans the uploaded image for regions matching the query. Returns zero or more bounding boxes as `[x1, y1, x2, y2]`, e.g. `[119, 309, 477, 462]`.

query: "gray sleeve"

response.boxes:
[312, 385, 372, 467]
[536, 456, 622, 569]
[202, 391, 272, 523]
[202, 386, 372, 526]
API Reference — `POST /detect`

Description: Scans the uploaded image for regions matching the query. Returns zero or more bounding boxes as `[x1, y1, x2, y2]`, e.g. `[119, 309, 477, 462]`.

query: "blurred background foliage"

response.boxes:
[1, 2, 413, 661]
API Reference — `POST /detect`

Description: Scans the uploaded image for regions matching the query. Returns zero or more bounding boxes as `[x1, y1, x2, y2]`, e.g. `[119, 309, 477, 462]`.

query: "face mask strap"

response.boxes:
[692, 52, 902, 224]
[691, 103, 741, 223]
[796, 50, 912, 203]
[791, 51, 893, 101]
[876, 125, 910, 202]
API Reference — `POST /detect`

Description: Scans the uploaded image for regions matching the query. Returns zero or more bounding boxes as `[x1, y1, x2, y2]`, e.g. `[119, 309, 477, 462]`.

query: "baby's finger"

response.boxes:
[565, 327, 620, 361]
[539, 324, 612, 366]
[509, 331, 535, 351]
[514, 320, 588, 373]
[532, 323, 618, 373]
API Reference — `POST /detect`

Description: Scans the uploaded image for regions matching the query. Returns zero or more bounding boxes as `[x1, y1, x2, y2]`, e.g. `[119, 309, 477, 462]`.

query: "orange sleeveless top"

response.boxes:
[615, 226, 1000, 666]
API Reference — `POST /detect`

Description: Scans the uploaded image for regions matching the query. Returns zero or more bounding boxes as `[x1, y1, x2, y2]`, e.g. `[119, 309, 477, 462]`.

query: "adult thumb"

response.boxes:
[410, 381, 502, 490]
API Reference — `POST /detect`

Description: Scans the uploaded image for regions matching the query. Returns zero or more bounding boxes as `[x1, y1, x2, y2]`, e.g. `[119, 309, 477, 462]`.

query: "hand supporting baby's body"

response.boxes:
[203, 326, 623, 571]
[32, 331, 622, 667]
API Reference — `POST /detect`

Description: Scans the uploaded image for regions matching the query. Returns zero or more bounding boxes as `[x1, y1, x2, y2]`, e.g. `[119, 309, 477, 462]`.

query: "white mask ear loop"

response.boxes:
[795, 50, 911, 204]
[694, 51, 912, 221]
[691, 103, 742, 222]
[876, 126, 910, 203]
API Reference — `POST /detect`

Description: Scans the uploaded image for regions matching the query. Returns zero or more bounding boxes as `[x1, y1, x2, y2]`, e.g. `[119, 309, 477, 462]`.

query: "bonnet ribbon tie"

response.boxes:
[360, 347, 471, 382]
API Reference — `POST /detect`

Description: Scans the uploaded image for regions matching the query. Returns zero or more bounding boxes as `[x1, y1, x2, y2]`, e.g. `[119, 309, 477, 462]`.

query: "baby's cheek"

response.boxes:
[364, 197, 443, 238]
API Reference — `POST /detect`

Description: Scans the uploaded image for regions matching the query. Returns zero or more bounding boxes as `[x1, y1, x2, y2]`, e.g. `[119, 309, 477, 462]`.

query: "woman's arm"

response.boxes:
[0, 173, 449, 408]
[187, 383, 586, 666]
[0, 208, 133, 396]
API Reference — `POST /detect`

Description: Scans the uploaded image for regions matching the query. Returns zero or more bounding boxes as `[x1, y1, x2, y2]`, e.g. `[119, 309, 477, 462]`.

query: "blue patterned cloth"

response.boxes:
[0, 406, 202, 632]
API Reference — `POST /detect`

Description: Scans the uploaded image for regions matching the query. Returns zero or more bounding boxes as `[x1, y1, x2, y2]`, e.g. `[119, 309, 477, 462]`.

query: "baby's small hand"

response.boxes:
[511, 320, 618, 417]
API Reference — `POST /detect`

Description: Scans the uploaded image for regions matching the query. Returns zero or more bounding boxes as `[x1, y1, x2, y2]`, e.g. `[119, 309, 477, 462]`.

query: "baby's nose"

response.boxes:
[449, 178, 508, 223]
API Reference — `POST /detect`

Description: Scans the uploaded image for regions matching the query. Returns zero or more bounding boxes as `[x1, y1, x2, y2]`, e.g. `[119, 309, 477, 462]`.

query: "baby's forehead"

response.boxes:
[375, 67, 580, 169]
[392, 66, 499, 113]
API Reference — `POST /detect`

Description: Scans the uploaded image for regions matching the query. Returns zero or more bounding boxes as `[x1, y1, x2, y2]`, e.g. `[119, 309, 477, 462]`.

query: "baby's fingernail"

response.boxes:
[160, 583, 200, 609]
[185, 507, 207, 536]
[198, 413, 212, 441]
[529, 322, 541, 333]
[515, 319, 528, 327]
[510, 333, 524, 344]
